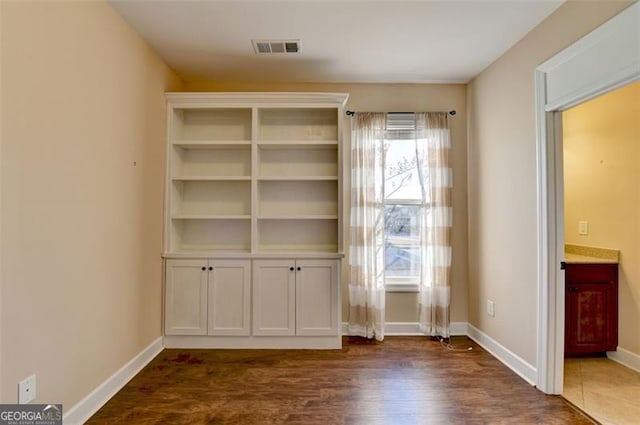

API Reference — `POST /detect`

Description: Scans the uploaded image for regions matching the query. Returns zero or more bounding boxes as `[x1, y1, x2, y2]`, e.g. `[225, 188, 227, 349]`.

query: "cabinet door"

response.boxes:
[208, 260, 251, 336]
[253, 260, 295, 336]
[296, 260, 339, 336]
[565, 264, 618, 355]
[165, 259, 207, 335]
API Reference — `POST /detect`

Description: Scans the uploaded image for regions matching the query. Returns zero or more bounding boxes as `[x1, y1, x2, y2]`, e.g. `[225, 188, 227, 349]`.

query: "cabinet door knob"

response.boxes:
[209, 266, 213, 271]
[289, 266, 294, 271]
[201, 266, 206, 271]
[297, 266, 301, 271]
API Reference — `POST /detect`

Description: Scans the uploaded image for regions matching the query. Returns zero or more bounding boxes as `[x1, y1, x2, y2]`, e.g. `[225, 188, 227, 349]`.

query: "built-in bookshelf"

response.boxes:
[164, 93, 348, 257]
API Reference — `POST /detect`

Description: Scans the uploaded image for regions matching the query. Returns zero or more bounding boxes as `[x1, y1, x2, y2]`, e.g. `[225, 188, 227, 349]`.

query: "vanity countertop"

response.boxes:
[564, 244, 619, 264]
[564, 253, 618, 264]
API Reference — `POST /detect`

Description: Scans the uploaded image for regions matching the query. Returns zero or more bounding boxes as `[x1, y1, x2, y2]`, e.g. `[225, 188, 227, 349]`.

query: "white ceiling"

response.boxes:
[109, 0, 564, 84]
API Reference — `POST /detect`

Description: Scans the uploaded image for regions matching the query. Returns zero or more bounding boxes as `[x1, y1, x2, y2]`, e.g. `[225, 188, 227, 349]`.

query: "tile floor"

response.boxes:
[564, 356, 640, 425]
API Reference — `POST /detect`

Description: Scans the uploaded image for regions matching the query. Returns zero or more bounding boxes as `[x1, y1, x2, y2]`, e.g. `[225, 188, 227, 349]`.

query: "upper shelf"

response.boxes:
[171, 108, 252, 141]
[172, 176, 251, 182]
[258, 176, 338, 181]
[173, 141, 251, 149]
[257, 141, 338, 150]
[258, 108, 339, 142]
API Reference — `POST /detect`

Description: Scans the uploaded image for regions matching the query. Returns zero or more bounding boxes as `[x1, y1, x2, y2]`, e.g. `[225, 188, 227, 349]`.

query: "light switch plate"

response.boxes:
[487, 300, 495, 317]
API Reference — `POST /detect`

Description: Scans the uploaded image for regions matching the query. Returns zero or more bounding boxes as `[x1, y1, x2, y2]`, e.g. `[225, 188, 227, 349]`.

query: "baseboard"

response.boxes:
[63, 337, 164, 425]
[341, 321, 468, 336]
[607, 346, 640, 373]
[466, 324, 537, 386]
[450, 322, 468, 336]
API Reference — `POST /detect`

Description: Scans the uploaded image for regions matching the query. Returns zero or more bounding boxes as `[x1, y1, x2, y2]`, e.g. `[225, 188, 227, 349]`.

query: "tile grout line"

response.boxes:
[579, 359, 586, 409]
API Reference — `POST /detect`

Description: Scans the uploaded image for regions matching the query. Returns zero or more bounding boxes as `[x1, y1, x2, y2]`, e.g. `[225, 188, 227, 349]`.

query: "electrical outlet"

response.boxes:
[487, 300, 495, 317]
[578, 221, 589, 235]
[18, 374, 36, 404]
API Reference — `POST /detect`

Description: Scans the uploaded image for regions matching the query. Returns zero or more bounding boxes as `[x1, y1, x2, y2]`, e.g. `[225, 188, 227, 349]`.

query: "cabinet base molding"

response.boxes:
[163, 335, 342, 349]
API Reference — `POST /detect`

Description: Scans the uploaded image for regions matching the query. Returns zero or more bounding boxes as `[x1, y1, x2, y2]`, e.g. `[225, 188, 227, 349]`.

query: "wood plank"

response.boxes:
[86, 337, 595, 424]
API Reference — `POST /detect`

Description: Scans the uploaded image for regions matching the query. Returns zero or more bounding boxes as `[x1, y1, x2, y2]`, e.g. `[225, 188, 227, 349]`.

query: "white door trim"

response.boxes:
[534, 2, 640, 394]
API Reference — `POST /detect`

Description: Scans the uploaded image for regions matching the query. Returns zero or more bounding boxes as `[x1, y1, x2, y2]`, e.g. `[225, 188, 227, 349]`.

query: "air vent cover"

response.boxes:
[252, 39, 300, 54]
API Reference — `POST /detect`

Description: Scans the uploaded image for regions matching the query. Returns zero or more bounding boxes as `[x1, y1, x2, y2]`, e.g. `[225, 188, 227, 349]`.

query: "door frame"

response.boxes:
[534, 2, 639, 394]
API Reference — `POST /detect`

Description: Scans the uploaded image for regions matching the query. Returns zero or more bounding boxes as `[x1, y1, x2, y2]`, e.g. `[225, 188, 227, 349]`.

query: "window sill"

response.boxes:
[385, 283, 419, 293]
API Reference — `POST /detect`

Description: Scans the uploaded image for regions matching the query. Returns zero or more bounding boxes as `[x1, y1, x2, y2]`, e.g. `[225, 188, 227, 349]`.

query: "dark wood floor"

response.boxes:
[87, 337, 594, 424]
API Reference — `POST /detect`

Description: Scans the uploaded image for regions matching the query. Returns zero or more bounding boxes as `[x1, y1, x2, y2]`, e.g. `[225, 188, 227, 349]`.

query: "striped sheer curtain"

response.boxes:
[348, 111, 452, 340]
[416, 112, 452, 337]
[348, 112, 386, 341]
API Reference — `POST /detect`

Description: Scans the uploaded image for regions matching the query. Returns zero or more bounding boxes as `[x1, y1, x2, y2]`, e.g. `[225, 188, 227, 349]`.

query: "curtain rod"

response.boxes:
[345, 110, 456, 116]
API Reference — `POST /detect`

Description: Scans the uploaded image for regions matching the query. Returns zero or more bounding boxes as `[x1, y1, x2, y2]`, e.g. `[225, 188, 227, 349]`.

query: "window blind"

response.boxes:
[386, 112, 415, 131]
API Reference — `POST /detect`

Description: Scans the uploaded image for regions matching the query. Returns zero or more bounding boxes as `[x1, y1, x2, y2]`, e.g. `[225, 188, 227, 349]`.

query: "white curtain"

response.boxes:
[348, 112, 386, 341]
[415, 112, 452, 338]
[348, 111, 452, 340]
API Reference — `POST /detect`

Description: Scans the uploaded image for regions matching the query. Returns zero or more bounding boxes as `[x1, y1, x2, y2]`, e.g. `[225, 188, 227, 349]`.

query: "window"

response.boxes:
[350, 110, 452, 335]
[384, 114, 425, 292]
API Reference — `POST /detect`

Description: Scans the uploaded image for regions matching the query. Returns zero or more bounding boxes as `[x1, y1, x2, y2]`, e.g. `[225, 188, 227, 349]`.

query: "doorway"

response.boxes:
[534, 1, 639, 395]
[560, 82, 640, 423]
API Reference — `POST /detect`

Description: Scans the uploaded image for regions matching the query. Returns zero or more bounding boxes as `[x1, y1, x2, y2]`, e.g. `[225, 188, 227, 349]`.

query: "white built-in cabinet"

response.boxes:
[165, 259, 251, 336]
[253, 259, 339, 337]
[162, 93, 348, 349]
[165, 259, 208, 335]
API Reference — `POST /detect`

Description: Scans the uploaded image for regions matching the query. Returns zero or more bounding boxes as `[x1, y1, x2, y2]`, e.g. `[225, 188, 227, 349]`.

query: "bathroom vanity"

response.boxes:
[564, 246, 619, 356]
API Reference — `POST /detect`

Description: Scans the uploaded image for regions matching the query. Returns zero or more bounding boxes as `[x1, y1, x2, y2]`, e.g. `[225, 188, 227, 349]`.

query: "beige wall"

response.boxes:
[563, 81, 640, 355]
[186, 81, 469, 324]
[1, 1, 182, 407]
[467, 0, 633, 365]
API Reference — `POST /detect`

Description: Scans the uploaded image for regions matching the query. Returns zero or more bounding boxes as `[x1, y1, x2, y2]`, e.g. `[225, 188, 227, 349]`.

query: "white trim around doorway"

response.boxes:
[534, 2, 640, 395]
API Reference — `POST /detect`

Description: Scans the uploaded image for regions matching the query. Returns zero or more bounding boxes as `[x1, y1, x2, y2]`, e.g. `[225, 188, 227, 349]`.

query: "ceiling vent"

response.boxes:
[252, 39, 300, 54]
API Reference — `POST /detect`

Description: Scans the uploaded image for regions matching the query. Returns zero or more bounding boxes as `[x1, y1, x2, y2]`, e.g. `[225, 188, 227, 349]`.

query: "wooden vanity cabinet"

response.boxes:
[564, 263, 618, 356]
